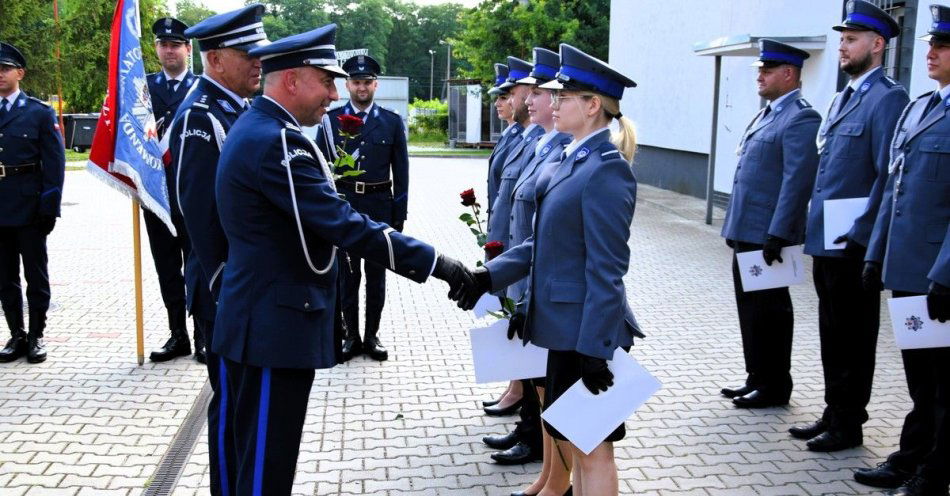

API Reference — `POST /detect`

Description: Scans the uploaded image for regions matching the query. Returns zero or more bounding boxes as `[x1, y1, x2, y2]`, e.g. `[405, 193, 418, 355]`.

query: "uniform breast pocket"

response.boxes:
[919, 136, 950, 182]
[834, 122, 865, 158]
[748, 132, 775, 161]
[372, 135, 392, 149]
[272, 283, 328, 316]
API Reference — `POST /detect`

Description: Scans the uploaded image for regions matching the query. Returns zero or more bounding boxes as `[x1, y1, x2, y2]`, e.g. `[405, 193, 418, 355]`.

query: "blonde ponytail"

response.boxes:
[600, 96, 637, 163]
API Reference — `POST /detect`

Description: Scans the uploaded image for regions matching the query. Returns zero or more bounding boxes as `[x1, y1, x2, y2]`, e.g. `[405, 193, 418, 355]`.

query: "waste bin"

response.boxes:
[63, 114, 99, 152]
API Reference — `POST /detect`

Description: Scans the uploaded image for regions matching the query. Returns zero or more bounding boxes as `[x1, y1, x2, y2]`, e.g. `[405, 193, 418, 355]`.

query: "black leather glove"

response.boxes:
[862, 262, 883, 292]
[391, 220, 405, 232]
[927, 282, 950, 323]
[833, 234, 866, 260]
[762, 235, 787, 266]
[37, 215, 56, 236]
[432, 254, 475, 302]
[506, 312, 525, 340]
[580, 355, 614, 395]
[455, 267, 491, 310]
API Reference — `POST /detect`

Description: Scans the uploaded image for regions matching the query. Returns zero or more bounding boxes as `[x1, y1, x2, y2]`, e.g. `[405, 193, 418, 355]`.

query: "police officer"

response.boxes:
[167, 4, 270, 494]
[214, 25, 475, 494]
[720, 40, 821, 409]
[315, 54, 409, 362]
[854, 6, 950, 494]
[488, 59, 525, 217]
[0, 42, 65, 364]
[793, 0, 910, 452]
[463, 43, 642, 496]
[145, 17, 202, 363]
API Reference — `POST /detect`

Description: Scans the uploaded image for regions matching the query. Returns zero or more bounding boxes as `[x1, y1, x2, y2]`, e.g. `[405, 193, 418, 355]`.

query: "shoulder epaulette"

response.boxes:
[881, 76, 899, 88]
[379, 105, 399, 116]
[27, 96, 51, 107]
[601, 149, 621, 158]
[796, 98, 812, 109]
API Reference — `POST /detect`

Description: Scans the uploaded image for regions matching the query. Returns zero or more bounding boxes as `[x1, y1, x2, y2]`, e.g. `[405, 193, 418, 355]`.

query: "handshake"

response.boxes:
[431, 254, 491, 310]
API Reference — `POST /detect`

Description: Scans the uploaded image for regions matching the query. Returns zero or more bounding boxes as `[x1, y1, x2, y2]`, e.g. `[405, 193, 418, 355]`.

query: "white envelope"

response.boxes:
[469, 319, 548, 383]
[472, 293, 502, 318]
[541, 349, 661, 455]
[824, 197, 869, 250]
[736, 245, 806, 292]
[888, 296, 950, 350]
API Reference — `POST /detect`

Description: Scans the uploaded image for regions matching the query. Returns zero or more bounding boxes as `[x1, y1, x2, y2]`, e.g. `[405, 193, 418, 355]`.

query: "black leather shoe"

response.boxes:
[484, 398, 523, 416]
[193, 326, 207, 365]
[854, 461, 913, 489]
[26, 336, 46, 363]
[482, 398, 501, 407]
[0, 335, 28, 363]
[194, 348, 207, 364]
[789, 419, 827, 440]
[892, 476, 949, 496]
[806, 428, 862, 452]
[732, 389, 789, 408]
[341, 336, 362, 362]
[721, 384, 754, 399]
[491, 441, 541, 465]
[364, 335, 388, 361]
[483, 430, 519, 450]
[150, 329, 191, 362]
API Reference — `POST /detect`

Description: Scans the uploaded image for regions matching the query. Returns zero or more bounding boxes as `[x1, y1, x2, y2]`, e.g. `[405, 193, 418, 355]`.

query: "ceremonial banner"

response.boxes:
[87, 0, 175, 235]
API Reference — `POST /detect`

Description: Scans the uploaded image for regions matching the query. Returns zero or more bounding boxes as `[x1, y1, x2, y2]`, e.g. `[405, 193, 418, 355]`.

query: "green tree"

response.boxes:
[175, 0, 216, 74]
[0, 0, 60, 99]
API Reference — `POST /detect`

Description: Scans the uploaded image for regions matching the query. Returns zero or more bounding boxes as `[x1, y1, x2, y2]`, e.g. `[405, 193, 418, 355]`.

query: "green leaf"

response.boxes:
[476, 233, 487, 247]
[338, 154, 356, 169]
[476, 260, 484, 267]
[342, 169, 366, 177]
[469, 227, 481, 236]
[502, 297, 516, 315]
[487, 310, 509, 320]
[459, 213, 475, 223]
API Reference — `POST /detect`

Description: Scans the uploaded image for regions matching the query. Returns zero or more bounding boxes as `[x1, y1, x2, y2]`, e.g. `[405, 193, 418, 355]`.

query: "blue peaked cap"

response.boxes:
[250, 24, 348, 77]
[920, 4, 950, 42]
[0, 42, 26, 69]
[517, 47, 559, 85]
[499, 56, 533, 90]
[539, 43, 636, 100]
[186, 3, 268, 52]
[488, 63, 509, 96]
[833, 0, 900, 40]
[754, 39, 810, 68]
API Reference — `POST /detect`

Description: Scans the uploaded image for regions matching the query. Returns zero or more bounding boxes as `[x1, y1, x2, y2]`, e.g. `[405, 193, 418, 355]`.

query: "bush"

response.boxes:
[408, 98, 448, 140]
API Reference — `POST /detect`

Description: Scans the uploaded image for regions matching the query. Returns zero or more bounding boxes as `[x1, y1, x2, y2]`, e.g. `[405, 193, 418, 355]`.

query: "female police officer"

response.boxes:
[462, 43, 642, 495]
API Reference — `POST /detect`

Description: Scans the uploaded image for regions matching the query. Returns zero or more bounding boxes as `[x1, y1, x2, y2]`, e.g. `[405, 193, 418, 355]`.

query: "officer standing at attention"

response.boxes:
[315, 54, 409, 362]
[145, 17, 202, 364]
[0, 42, 65, 364]
[214, 25, 475, 493]
[719, 40, 821, 409]
[793, 0, 909, 453]
[488, 59, 525, 217]
[167, 4, 270, 494]
[854, 6, 950, 495]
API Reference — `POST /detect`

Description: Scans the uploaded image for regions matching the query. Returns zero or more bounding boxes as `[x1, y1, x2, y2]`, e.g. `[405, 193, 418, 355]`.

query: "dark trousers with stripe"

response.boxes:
[731, 242, 794, 396]
[201, 318, 236, 496]
[224, 358, 314, 495]
[887, 290, 950, 486]
[340, 192, 392, 339]
[813, 255, 880, 429]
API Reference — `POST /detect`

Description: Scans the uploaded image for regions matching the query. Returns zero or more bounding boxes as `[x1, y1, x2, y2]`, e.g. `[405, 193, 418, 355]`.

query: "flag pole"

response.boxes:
[132, 200, 145, 365]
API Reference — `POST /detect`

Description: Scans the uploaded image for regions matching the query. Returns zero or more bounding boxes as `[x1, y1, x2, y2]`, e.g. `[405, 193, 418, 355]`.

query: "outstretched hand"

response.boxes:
[457, 267, 491, 310]
[432, 254, 475, 302]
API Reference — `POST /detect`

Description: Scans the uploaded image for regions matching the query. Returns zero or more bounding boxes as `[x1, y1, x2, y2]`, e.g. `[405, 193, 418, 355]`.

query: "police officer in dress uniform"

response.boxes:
[144, 17, 203, 363]
[719, 40, 821, 409]
[314, 54, 409, 362]
[166, 5, 270, 494]
[488, 59, 526, 217]
[791, 0, 910, 452]
[462, 43, 643, 495]
[854, 6, 950, 495]
[0, 42, 65, 364]
[215, 25, 475, 494]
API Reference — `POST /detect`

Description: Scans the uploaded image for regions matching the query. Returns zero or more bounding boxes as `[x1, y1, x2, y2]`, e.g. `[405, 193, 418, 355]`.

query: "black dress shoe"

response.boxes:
[194, 347, 207, 364]
[26, 336, 46, 364]
[491, 441, 541, 465]
[482, 398, 501, 407]
[150, 330, 191, 362]
[484, 398, 523, 416]
[789, 419, 827, 440]
[732, 389, 789, 408]
[854, 461, 913, 489]
[483, 430, 519, 450]
[892, 476, 950, 496]
[806, 428, 862, 452]
[0, 335, 28, 363]
[341, 336, 362, 362]
[364, 335, 388, 361]
[721, 384, 754, 399]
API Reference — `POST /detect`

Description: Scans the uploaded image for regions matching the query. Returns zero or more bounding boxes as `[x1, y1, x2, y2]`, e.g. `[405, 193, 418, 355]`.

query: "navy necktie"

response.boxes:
[356, 111, 367, 120]
[0, 98, 8, 118]
[167, 79, 178, 93]
[920, 92, 942, 124]
[837, 86, 854, 116]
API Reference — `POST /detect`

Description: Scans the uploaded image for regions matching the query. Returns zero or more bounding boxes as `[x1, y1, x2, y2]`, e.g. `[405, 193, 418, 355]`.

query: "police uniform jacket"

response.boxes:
[485, 130, 643, 360]
[722, 89, 821, 244]
[487, 124, 545, 248]
[147, 70, 196, 139]
[867, 90, 950, 292]
[487, 122, 524, 213]
[804, 67, 909, 257]
[316, 102, 410, 223]
[168, 76, 242, 320]
[0, 93, 65, 227]
[505, 131, 571, 304]
[213, 96, 436, 369]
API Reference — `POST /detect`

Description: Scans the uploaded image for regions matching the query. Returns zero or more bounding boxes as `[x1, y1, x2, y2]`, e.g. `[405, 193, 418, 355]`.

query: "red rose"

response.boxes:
[338, 114, 364, 135]
[484, 240, 504, 260]
[460, 188, 477, 206]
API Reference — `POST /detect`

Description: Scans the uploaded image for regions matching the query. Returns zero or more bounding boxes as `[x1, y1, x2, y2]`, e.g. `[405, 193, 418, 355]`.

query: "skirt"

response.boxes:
[541, 348, 626, 443]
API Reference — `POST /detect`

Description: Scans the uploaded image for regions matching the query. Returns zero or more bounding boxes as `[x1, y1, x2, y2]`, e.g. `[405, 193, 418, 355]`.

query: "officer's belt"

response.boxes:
[335, 179, 392, 194]
[0, 162, 37, 179]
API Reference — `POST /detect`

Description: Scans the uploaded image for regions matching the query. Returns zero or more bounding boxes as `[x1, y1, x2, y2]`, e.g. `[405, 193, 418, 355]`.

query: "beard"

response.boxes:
[842, 50, 873, 76]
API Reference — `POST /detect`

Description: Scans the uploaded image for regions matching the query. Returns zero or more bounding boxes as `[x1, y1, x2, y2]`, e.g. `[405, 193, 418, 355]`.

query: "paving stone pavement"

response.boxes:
[0, 157, 912, 495]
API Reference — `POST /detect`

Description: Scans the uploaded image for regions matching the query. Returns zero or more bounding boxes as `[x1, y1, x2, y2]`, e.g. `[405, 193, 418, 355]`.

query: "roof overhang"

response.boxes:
[693, 34, 827, 57]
